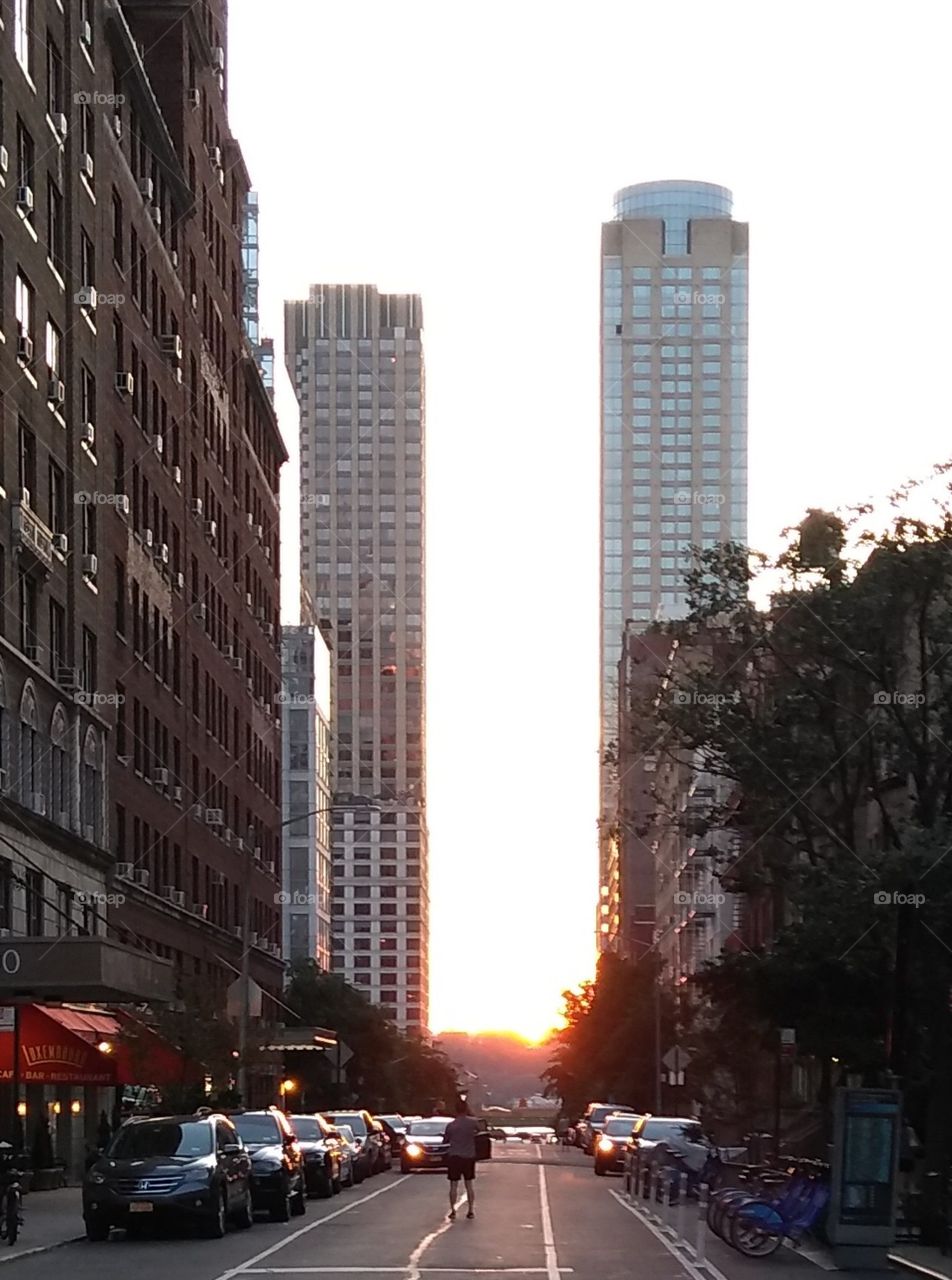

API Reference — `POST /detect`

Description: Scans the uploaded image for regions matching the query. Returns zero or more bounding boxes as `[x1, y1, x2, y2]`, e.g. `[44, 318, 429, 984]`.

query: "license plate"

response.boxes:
[129, 1202, 154, 1213]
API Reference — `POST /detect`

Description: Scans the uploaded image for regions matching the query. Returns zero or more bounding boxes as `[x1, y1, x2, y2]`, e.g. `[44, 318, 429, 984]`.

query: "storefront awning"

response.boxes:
[0, 1005, 197, 1087]
[0, 937, 174, 1003]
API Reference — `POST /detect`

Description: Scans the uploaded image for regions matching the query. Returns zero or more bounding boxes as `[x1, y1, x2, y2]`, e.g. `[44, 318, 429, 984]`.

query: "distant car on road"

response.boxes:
[576, 1103, 638, 1154]
[83, 1112, 254, 1240]
[401, 1117, 451, 1172]
[376, 1115, 408, 1159]
[331, 1125, 363, 1185]
[593, 1115, 639, 1175]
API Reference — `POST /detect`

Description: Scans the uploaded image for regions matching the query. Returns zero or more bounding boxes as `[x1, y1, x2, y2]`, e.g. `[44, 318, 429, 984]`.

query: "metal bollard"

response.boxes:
[663, 1168, 675, 1234]
[676, 1171, 688, 1242]
[644, 1158, 653, 1204]
[696, 1182, 708, 1264]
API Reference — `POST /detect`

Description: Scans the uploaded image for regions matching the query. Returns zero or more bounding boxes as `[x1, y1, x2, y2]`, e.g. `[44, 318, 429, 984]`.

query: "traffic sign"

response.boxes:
[662, 1046, 691, 1073]
[335, 1040, 353, 1068]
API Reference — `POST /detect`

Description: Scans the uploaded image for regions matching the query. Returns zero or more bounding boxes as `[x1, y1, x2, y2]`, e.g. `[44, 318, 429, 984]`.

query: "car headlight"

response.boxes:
[256, 1159, 283, 1172]
[405, 1143, 423, 1158]
[598, 1137, 615, 1153]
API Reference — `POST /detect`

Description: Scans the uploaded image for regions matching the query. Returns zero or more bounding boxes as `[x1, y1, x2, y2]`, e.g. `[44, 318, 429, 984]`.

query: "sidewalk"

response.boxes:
[889, 1245, 952, 1280]
[1, 1185, 85, 1264]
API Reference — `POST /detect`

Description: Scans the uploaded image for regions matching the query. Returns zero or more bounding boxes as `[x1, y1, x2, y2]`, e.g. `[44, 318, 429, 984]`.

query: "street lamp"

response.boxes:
[278, 1078, 297, 1109]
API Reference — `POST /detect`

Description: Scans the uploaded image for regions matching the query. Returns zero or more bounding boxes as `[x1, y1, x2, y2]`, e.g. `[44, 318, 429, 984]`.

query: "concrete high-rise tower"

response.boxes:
[598, 181, 748, 955]
[285, 285, 428, 1032]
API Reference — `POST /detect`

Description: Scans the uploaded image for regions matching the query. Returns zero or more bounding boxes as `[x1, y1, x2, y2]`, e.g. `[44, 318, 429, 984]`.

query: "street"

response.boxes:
[9, 1147, 833, 1280]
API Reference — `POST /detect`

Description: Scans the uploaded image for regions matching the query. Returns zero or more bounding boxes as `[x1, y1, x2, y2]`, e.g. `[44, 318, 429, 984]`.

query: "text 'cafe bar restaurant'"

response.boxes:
[0, 937, 191, 1182]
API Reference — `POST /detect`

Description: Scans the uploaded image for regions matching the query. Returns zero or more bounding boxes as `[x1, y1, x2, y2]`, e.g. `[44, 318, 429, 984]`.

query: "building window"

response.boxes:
[48, 461, 65, 534]
[81, 364, 96, 426]
[0, 861, 11, 931]
[46, 33, 63, 117]
[49, 598, 66, 675]
[15, 118, 34, 212]
[25, 869, 44, 936]
[45, 318, 62, 377]
[15, 272, 33, 353]
[47, 180, 65, 276]
[15, 0, 32, 76]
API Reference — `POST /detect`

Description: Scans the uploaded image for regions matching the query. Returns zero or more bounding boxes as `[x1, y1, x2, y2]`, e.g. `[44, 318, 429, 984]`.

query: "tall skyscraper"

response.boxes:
[285, 285, 429, 1032]
[598, 180, 748, 954]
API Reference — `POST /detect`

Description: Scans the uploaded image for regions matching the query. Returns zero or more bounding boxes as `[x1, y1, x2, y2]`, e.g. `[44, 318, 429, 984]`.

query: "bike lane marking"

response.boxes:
[537, 1164, 561, 1280]
[609, 1189, 730, 1280]
[406, 1191, 467, 1280]
[211, 1175, 410, 1280]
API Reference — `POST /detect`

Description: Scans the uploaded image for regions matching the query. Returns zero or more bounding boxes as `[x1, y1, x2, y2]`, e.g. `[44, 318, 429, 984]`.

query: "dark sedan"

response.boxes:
[593, 1114, 638, 1175]
[288, 1114, 343, 1198]
[229, 1110, 306, 1221]
[322, 1111, 379, 1181]
[400, 1118, 450, 1172]
[83, 1113, 253, 1240]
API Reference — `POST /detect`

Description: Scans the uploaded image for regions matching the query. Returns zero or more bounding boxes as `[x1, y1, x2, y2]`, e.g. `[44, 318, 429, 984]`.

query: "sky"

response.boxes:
[227, 0, 949, 1042]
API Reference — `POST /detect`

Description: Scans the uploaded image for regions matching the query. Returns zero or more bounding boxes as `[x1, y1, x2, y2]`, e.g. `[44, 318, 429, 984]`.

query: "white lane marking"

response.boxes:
[211, 1176, 410, 1280]
[407, 1192, 467, 1280]
[241, 1270, 574, 1275]
[609, 1190, 731, 1280]
[537, 1164, 561, 1280]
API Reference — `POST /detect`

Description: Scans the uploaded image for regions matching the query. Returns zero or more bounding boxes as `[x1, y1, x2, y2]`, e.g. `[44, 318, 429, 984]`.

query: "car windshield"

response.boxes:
[407, 1119, 449, 1136]
[325, 1113, 367, 1137]
[109, 1121, 212, 1159]
[604, 1118, 636, 1136]
[231, 1114, 283, 1144]
[592, 1105, 633, 1124]
[637, 1119, 701, 1142]
[290, 1117, 324, 1141]
[379, 1116, 406, 1130]
[337, 1125, 355, 1141]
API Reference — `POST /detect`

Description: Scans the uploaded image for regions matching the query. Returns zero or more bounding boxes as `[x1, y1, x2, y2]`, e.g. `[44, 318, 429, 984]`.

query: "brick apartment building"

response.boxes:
[0, 0, 286, 1019]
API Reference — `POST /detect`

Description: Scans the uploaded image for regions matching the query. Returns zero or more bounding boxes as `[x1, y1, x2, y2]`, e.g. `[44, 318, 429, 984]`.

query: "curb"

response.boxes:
[0, 1234, 85, 1264]
[888, 1254, 952, 1280]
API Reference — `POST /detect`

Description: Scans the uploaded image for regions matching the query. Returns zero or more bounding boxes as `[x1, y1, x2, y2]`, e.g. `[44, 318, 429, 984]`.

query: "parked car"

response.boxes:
[376, 1114, 408, 1159]
[576, 1102, 637, 1154]
[593, 1114, 639, 1175]
[332, 1125, 363, 1185]
[83, 1112, 253, 1240]
[229, 1109, 306, 1221]
[287, 1114, 343, 1198]
[630, 1115, 712, 1176]
[370, 1119, 392, 1172]
[322, 1111, 380, 1181]
[401, 1117, 451, 1172]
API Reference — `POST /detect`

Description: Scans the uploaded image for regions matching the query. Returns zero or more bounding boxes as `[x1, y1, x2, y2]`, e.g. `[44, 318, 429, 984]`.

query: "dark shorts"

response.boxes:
[447, 1155, 476, 1181]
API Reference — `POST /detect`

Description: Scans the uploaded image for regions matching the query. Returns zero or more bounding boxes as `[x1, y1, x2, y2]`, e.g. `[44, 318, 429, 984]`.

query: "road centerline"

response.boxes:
[210, 1176, 410, 1280]
[406, 1192, 467, 1280]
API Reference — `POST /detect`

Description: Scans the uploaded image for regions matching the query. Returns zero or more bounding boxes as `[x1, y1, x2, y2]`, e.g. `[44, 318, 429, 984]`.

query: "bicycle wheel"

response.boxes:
[730, 1200, 783, 1257]
[3, 1188, 19, 1246]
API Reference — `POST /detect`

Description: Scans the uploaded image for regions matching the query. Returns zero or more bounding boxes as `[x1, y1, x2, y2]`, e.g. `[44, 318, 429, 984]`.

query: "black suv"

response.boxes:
[229, 1110, 306, 1221]
[287, 1114, 343, 1198]
[322, 1110, 381, 1181]
[83, 1112, 253, 1240]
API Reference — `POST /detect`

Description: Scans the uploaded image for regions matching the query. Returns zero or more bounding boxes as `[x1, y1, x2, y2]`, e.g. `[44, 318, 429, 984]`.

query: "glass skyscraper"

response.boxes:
[598, 180, 748, 955]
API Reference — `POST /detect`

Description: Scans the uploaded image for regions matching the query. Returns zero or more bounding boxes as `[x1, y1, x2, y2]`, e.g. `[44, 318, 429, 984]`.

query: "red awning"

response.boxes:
[0, 1005, 198, 1087]
[0, 1005, 118, 1084]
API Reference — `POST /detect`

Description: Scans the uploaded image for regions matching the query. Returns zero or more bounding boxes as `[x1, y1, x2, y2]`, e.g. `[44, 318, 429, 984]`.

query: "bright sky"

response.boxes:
[228, 0, 948, 1042]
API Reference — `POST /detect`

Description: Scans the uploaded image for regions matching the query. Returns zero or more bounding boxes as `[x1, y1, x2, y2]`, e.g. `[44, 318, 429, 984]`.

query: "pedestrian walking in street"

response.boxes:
[445, 1097, 480, 1220]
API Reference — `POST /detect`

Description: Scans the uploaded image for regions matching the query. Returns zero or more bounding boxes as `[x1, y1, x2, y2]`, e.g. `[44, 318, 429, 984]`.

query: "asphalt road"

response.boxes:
[9, 1144, 836, 1280]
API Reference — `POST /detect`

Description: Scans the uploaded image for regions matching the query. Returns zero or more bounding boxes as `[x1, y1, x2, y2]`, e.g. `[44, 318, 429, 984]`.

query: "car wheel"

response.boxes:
[331, 1174, 342, 1195]
[270, 1180, 292, 1223]
[342, 1165, 354, 1188]
[291, 1178, 307, 1217]
[314, 1168, 333, 1199]
[594, 1163, 607, 1176]
[85, 1214, 111, 1242]
[232, 1187, 254, 1230]
[203, 1189, 228, 1239]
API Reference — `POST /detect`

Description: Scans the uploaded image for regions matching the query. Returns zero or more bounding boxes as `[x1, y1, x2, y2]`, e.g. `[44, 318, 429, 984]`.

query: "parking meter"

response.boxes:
[827, 1087, 901, 1269]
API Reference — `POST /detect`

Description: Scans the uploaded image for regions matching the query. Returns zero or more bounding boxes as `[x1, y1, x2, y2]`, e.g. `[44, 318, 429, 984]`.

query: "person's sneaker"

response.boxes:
[448, 1210, 456, 1220]
[466, 1210, 475, 1219]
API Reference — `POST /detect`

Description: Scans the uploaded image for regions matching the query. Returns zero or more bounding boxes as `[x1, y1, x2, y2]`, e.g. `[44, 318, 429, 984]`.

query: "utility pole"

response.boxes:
[654, 952, 662, 1114]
